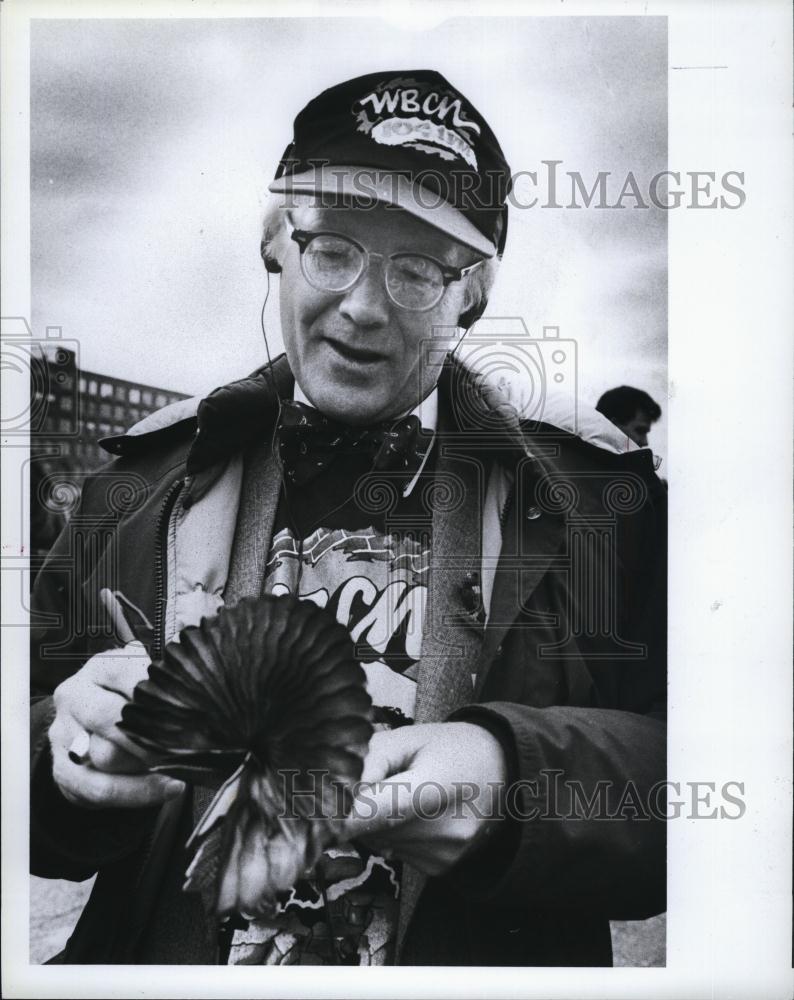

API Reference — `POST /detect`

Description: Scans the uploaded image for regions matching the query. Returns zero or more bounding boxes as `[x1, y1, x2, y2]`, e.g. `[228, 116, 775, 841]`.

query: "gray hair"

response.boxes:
[259, 195, 499, 327]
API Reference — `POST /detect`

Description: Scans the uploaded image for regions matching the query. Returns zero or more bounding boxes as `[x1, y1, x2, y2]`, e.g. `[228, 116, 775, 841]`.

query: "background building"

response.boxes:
[30, 344, 189, 556]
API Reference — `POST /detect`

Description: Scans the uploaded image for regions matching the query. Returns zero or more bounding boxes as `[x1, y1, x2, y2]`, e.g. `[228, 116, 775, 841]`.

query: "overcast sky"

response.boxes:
[31, 16, 667, 461]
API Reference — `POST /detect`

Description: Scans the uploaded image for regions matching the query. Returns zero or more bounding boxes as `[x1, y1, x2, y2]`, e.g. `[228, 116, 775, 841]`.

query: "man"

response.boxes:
[596, 385, 662, 448]
[30, 70, 667, 966]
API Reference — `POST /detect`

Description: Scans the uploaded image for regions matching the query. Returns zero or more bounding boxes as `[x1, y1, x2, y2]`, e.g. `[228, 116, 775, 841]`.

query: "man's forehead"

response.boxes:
[288, 199, 474, 264]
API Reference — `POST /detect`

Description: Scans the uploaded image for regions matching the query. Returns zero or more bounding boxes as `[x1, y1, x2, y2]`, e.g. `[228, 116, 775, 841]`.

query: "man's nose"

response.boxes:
[337, 260, 391, 328]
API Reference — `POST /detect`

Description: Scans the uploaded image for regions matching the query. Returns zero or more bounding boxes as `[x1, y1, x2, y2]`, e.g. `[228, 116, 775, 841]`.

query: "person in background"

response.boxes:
[596, 385, 662, 448]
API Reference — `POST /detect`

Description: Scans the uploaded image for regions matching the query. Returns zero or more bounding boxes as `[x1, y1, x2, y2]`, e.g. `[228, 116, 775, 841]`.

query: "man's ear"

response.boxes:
[260, 240, 282, 274]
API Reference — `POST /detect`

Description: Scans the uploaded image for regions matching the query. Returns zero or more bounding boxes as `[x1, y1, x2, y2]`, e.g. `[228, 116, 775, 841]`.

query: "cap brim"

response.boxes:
[268, 166, 496, 258]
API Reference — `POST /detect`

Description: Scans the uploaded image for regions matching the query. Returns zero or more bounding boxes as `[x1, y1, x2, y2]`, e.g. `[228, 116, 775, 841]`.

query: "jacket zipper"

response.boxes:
[115, 477, 184, 961]
[151, 478, 184, 660]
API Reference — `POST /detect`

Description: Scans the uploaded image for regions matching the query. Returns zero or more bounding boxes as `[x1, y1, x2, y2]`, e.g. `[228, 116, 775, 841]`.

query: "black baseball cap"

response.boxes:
[269, 70, 512, 258]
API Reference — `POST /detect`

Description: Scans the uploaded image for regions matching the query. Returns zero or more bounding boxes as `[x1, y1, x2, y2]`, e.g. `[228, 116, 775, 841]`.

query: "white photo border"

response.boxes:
[2, 1, 792, 997]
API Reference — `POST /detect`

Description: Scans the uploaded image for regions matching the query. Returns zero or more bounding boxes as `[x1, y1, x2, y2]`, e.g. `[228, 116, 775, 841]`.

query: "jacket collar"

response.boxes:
[189, 355, 528, 468]
[188, 356, 294, 476]
[102, 352, 530, 471]
[101, 351, 660, 508]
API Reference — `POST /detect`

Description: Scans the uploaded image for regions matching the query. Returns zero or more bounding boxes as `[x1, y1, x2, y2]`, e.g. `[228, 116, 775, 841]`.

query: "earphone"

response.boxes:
[457, 299, 486, 333]
[261, 240, 282, 275]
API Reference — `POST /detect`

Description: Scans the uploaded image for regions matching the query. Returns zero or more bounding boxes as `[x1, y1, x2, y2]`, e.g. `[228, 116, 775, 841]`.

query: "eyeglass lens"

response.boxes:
[302, 234, 445, 310]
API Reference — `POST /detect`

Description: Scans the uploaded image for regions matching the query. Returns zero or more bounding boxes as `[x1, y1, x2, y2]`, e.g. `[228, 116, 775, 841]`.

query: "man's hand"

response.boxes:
[344, 722, 507, 876]
[48, 642, 185, 810]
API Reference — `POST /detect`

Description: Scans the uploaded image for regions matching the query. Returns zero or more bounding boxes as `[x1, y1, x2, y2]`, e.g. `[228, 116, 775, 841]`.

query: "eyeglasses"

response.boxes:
[285, 215, 484, 312]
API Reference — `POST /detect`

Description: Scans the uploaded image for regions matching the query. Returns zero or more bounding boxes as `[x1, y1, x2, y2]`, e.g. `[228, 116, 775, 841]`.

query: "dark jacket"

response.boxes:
[30, 355, 667, 966]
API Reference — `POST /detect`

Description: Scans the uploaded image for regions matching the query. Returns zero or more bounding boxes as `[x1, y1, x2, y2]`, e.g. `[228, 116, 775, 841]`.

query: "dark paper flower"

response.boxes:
[120, 594, 373, 917]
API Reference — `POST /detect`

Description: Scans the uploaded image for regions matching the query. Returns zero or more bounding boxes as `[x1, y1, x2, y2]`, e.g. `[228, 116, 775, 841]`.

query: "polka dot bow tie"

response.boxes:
[277, 400, 433, 488]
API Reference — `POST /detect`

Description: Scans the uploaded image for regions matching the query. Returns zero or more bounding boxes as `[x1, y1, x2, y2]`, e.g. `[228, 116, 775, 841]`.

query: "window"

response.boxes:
[129, 388, 140, 404]
[114, 405, 124, 421]
[88, 380, 98, 396]
[99, 422, 111, 436]
[79, 377, 87, 394]
[142, 390, 153, 406]
[99, 403, 112, 419]
[115, 385, 126, 402]
[60, 396, 74, 412]
[129, 408, 140, 423]
[100, 383, 113, 398]
[155, 393, 167, 408]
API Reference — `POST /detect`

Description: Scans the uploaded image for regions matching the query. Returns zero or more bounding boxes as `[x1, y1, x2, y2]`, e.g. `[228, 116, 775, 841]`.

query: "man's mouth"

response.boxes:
[324, 338, 389, 365]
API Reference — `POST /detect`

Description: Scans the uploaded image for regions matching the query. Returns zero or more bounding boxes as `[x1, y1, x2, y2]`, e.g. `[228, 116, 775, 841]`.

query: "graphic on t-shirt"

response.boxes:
[265, 525, 429, 725]
[228, 522, 431, 965]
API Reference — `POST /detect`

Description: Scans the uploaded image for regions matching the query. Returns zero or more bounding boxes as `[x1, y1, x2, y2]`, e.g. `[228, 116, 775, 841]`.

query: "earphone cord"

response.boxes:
[260, 271, 306, 594]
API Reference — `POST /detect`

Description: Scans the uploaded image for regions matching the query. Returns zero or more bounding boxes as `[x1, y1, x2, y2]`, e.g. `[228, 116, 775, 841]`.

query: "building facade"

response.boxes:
[32, 344, 189, 468]
[30, 345, 189, 556]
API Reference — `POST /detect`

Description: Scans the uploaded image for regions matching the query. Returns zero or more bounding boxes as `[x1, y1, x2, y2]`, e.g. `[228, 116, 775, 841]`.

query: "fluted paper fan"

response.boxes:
[119, 594, 373, 918]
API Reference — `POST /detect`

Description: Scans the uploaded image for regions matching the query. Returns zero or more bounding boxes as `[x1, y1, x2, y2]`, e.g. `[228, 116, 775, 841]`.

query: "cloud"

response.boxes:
[31, 16, 667, 463]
